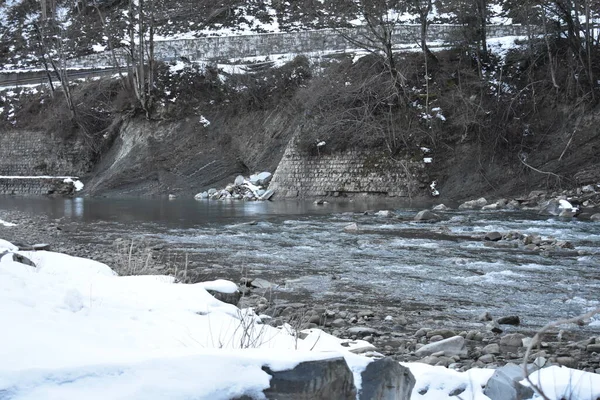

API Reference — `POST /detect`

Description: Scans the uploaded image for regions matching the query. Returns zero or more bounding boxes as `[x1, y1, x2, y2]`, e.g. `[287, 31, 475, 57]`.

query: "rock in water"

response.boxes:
[559, 209, 577, 218]
[414, 210, 441, 222]
[432, 204, 449, 211]
[359, 358, 415, 400]
[260, 189, 275, 201]
[497, 315, 520, 325]
[262, 357, 356, 400]
[343, 223, 359, 232]
[485, 232, 503, 241]
[458, 197, 488, 210]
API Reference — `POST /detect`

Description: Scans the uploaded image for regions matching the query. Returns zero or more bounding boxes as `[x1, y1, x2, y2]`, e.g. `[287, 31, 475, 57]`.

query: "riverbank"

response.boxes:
[3, 234, 600, 399]
[1, 191, 599, 376]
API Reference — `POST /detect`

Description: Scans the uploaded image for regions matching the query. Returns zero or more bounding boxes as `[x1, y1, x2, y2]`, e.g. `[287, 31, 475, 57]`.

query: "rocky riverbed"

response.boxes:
[1, 187, 600, 376]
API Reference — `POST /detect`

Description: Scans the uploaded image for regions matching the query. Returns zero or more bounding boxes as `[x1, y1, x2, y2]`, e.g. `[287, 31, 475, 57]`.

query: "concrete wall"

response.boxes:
[269, 142, 429, 198]
[70, 25, 530, 68]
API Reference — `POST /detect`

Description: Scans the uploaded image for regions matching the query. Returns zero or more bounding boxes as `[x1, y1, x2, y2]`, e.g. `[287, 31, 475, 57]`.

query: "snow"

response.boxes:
[199, 115, 211, 127]
[0, 239, 597, 399]
[524, 366, 600, 400]
[559, 199, 576, 211]
[0, 175, 79, 179]
[487, 36, 528, 58]
[407, 363, 495, 400]
[92, 44, 107, 53]
[0, 219, 16, 227]
[0, 238, 18, 250]
[63, 177, 84, 191]
[197, 279, 238, 294]
[0, 241, 368, 398]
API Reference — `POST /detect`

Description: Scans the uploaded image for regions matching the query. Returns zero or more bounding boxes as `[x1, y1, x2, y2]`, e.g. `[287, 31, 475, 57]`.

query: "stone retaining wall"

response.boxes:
[269, 142, 429, 198]
[71, 24, 530, 68]
[0, 177, 75, 195]
[0, 130, 88, 195]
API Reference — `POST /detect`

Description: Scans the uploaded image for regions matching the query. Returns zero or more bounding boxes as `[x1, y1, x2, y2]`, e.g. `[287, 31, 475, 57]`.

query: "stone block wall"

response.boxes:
[0, 178, 74, 195]
[0, 130, 87, 195]
[269, 143, 428, 198]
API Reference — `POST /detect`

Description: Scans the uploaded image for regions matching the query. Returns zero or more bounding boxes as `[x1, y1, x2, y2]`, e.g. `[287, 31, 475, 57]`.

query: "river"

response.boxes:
[1, 196, 599, 336]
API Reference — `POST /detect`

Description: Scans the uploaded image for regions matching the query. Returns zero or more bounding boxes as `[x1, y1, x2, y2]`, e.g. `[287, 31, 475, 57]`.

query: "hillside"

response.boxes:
[0, 0, 599, 199]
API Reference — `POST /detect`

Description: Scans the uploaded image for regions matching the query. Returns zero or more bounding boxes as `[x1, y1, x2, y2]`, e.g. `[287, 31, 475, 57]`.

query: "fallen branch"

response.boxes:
[522, 307, 600, 400]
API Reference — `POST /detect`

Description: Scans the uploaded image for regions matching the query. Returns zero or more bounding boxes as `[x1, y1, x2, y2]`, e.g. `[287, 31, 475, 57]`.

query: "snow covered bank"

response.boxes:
[0, 238, 598, 400]
[0, 239, 369, 399]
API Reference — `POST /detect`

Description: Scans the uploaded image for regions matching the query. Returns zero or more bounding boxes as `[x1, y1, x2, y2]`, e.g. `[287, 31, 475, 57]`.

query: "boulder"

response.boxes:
[485, 232, 503, 241]
[482, 343, 501, 355]
[500, 333, 526, 348]
[506, 200, 521, 210]
[359, 358, 415, 400]
[207, 290, 242, 306]
[478, 311, 493, 321]
[586, 343, 600, 352]
[415, 335, 467, 357]
[458, 197, 488, 210]
[259, 189, 275, 201]
[347, 327, 382, 337]
[249, 278, 277, 290]
[343, 223, 359, 232]
[256, 172, 272, 186]
[540, 199, 577, 216]
[234, 175, 245, 186]
[486, 321, 503, 333]
[497, 316, 520, 325]
[559, 209, 577, 218]
[581, 185, 596, 193]
[11, 253, 36, 267]
[483, 363, 534, 400]
[590, 213, 600, 222]
[478, 354, 496, 363]
[414, 210, 441, 222]
[432, 204, 449, 211]
[375, 210, 395, 217]
[262, 357, 356, 400]
[482, 203, 500, 210]
[426, 329, 457, 339]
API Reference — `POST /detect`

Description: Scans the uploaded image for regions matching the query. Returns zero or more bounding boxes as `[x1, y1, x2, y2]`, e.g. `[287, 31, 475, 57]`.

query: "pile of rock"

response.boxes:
[194, 172, 275, 201]
[482, 230, 576, 253]
[433, 186, 600, 221]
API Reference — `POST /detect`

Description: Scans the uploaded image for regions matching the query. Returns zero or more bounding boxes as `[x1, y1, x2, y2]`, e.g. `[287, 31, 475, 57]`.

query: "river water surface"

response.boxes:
[1, 197, 599, 335]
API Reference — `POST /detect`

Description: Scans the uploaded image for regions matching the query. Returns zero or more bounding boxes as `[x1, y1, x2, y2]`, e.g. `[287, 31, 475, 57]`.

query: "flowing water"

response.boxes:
[1, 197, 599, 335]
